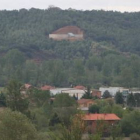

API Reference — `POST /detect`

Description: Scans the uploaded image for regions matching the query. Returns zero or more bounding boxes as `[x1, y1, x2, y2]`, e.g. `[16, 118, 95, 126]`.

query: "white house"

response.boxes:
[50, 88, 86, 99]
[99, 87, 129, 97]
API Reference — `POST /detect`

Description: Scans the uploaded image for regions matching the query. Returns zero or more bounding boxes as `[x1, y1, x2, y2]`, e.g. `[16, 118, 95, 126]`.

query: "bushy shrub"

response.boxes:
[130, 133, 140, 140]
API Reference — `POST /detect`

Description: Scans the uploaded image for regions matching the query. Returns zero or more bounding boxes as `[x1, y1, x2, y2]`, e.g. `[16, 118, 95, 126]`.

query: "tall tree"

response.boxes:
[115, 92, 124, 104]
[0, 109, 37, 140]
[6, 80, 29, 113]
[102, 90, 112, 99]
[127, 93, 136, 107]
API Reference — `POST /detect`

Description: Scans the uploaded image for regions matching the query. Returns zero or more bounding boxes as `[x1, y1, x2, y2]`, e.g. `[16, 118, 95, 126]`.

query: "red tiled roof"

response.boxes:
[77, 99, 94, 104]
[74, 85, 86, 90]
[84, 114, 120, 121]
[51, 26, 83, 34]
[41, 85, 55, 91]
[24, 84, 32, 89]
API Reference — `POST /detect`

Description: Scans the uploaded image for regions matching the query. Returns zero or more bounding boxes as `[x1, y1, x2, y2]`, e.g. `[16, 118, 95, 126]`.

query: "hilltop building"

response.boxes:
[49, 26, 84, 41]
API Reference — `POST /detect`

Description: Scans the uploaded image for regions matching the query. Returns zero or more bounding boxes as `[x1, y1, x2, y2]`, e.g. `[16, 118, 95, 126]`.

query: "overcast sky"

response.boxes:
[0, 0, 140, 12]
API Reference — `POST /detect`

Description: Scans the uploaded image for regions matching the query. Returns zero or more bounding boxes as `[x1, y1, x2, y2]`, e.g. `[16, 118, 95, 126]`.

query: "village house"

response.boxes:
[77, 99, 95, 111]
[83, 113, 120, 133]
[74, 85, 86, 90]
[49, 26, 84, 41]
[99, 87, 129, 97]
[41, 85, 55, 91]
[91, 90, 101, 98]
[50, 88, 86, 99]
[20, 84, 33, 95]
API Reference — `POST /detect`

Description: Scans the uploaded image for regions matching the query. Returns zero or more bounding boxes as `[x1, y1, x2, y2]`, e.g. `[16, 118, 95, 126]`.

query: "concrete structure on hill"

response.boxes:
[49, 26, 84, 41]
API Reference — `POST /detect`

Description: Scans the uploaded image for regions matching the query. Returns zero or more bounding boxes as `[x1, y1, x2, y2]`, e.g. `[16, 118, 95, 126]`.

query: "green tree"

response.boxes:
[53, 93, 77, 108]
[6, 80, 29, 113]
[134, 93, 140, 107]
[115, 92, 124, 104]
[0, 109, 37, 140]
[110, 124, 122, 140]
[130, 133, 140, 140]
[102, 90, 112, 99]
[49, 113, 61, 126]
[49, 114, 85, 140]
[121, 111, 140, 136]
[112, 105, 124, 118]
[82, 86, 92, 99]
[127, 93, 136, 107]
[89, 104, 100, 113]
[28, 88, 50, 107]
[0, 93, 6, 107]
[53, 94, 77, 126]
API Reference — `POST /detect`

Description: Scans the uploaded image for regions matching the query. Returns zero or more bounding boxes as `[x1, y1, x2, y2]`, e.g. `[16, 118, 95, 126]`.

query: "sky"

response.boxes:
[0, 0, 140, 12]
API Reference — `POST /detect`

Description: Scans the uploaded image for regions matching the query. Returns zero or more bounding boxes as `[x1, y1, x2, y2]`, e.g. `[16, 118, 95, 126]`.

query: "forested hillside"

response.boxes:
[0, 7, 140, 87]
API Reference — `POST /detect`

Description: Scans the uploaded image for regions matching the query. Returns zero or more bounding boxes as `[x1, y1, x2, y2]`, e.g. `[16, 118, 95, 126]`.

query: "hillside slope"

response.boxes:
[0, 8, 140, 87]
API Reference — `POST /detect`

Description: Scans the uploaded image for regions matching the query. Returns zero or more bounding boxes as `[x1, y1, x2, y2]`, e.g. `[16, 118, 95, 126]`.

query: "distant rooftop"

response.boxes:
[84, 113, 121, 121]
[51, 26, 83, 34]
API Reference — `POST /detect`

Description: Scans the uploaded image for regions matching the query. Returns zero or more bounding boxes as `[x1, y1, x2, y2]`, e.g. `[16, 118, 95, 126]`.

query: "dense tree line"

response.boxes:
[0, 48, 140, 88]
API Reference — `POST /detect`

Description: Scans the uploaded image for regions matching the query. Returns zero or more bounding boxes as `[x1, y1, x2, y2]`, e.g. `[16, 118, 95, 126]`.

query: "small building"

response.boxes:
[41, 85, 55, 91]
[83, 113, 120, 133]
[91, 90, 101, 98]
[74, 85, 86, 90]
[99, 87, 129, 97]
[20, 84, 34, 98]
[20, 84, 33, 95]
[49, 26, 84, 41]
[77, 99, 95, 111]
[129, 88, 140, 94]
[50, 88, 85, 99]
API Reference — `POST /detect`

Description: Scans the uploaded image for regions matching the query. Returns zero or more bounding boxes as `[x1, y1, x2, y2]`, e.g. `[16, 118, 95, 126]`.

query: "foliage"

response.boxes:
[115, 92, 124, 104]
[102, 90, 112, 99]
[82, 86, 92, 99]
[53, 93, 77, 107]
[121, 111, 140, 136]
[134, 93, 140, 107]
[0, 109, 37, 140]
[0, 92, 6, 107]
[89, 133, 102, 140]
[6, 80, 29, 113]
[0, 9, 140, 87]
[30, 108, 49, 130]
[127, 93, 136, 107]
[112, 105, 124, 118]
[89, 104, 100, 113]
[130, 133, 140, 140]
[49, 113, 61, 126]
[49, 114, 85, 140]
[28, 88, 51, 107]
[53, 94, 77, 126]
[110, 124, 122, 140]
